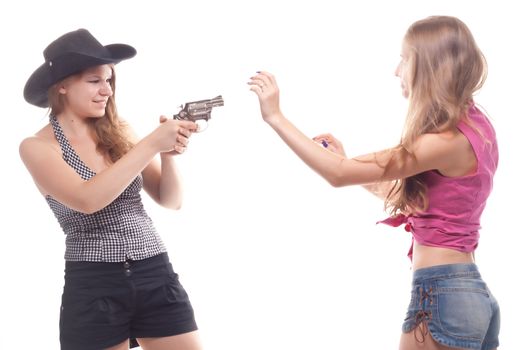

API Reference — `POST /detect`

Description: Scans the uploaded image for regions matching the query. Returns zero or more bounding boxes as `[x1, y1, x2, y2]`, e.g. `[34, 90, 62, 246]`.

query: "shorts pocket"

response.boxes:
[61, 285, 123, 326]
[164, 274, 190, 304]
[436, 283, 491, 340]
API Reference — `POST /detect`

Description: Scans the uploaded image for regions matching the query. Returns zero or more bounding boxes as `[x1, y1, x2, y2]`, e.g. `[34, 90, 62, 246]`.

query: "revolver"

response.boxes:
[173, 95, 224, 131]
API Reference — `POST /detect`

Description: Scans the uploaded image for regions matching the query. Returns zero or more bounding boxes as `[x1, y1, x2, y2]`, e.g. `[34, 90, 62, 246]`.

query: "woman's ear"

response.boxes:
[57, 77, 72, 95]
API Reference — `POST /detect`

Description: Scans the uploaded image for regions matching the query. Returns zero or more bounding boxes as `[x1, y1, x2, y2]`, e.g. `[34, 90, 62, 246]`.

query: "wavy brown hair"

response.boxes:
[47, 65, 134, 163]
[384, 16, 487, 215]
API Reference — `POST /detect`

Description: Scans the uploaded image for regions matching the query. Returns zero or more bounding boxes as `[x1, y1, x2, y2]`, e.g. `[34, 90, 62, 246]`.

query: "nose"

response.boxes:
[100, 82, 113, 97]
[395, 62, 401, 77]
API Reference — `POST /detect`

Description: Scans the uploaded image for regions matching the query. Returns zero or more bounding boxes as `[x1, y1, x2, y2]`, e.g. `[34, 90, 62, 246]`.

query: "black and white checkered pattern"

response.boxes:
[46, 116, 166, 262]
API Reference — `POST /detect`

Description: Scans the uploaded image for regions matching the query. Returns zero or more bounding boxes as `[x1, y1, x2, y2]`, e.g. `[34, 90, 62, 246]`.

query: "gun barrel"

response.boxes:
[210, 95, 224, 107]
[188, 96, 223, 110]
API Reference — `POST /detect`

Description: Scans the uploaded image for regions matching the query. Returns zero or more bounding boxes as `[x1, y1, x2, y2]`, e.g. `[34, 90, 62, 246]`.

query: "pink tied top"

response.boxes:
[379, 105, 498, 259]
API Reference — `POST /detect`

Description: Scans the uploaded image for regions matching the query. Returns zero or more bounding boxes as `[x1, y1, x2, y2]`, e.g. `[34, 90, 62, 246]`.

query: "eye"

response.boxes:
[88, 79, 100, 84]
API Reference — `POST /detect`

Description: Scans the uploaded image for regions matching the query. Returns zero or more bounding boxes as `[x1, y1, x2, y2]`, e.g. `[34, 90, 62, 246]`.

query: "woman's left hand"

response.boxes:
[248, 71, 284, 125]
[312, 133, 347, 157]
[158, 115, 194, 156]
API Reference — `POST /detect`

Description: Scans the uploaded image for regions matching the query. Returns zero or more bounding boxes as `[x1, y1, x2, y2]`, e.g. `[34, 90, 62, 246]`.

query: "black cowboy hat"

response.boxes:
[24, 28, 136, 108]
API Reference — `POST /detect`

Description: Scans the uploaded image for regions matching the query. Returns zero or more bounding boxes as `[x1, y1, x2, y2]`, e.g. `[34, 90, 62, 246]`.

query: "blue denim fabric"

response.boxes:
[402, 264, 500, 350]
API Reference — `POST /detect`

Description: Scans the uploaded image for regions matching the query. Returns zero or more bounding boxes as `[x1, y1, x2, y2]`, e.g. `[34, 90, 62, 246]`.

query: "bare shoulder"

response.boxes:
[413, 129, 475, 176]
[412, 129, 470, 154]
[19, 124, 60, 163]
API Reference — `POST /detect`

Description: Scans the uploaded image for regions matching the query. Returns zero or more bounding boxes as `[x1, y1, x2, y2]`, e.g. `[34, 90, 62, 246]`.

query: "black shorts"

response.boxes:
[59, 253, 198, 350]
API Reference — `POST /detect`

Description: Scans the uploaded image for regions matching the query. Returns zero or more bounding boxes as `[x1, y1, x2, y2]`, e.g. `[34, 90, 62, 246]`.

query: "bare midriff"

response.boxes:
[412, 241, 475, 270]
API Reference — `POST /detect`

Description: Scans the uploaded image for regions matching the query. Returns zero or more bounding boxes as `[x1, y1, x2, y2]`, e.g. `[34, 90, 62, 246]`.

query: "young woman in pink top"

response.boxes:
[249, 16, 499, 350]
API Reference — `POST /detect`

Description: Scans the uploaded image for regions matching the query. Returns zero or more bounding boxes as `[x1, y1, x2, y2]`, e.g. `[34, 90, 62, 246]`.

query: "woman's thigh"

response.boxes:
[105, 339, 130, 350]
[399, 331, 466, 350]
[137, 330, 202, 350]
[399, 331, 498, 350]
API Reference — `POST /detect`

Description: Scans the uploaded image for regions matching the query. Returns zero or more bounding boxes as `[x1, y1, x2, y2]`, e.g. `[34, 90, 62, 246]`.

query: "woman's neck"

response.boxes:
[56, 113, 93, 137]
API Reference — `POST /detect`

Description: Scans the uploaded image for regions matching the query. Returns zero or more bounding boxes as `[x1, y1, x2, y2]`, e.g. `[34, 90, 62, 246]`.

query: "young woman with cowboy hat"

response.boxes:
[20, 29, 202, 350]
[249, 16, 500, 350]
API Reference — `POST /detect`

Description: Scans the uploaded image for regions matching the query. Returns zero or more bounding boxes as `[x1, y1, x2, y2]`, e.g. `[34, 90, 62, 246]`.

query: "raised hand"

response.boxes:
[248, 71, 283, 125]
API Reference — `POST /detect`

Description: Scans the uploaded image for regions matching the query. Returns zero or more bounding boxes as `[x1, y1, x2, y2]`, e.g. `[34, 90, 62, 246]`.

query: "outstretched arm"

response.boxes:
[248, 71, 474, 187]
[20, 118, 196, 214]
[312, 132, 395, 199]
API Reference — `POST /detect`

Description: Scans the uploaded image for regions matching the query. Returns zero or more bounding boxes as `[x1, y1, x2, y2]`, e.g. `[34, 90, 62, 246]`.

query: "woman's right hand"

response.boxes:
[248, 71, 284, 125]
[312, 133, 347, 157]
[148, 116, 197, 154]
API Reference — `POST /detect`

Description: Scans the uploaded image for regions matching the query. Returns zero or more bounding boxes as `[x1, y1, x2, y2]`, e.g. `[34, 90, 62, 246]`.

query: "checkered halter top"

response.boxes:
[46, 116, 166, 262]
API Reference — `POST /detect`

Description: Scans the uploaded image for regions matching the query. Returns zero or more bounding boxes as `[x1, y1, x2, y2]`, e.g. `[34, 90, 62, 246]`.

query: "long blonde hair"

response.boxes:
[385, 16, 487, 215]
[48, 66, 134, 163]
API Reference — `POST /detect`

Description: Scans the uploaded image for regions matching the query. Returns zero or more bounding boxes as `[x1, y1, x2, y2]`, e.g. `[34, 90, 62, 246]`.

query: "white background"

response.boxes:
[1, 0, 523, 349]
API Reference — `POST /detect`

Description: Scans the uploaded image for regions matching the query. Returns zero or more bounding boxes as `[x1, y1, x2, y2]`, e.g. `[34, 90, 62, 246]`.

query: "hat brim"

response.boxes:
[24, 43, 136, 108]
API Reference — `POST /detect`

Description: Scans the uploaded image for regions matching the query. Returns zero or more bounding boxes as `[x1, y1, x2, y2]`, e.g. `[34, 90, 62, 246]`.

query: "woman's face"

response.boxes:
[59, 64, 113, 118]
[395, 42, 410, 99]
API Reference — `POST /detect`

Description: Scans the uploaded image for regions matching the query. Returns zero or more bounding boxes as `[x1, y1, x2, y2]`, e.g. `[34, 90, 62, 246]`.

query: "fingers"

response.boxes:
[256, 71, 275, 87]
[313, 138, 330, 148]
[175, 133, 189, 147]
[313, 133, 335, 141]
[248, 82, 263, 97]
[248, 71, 278, 96]
[160, 117, 196, 137]
[171, 144, 187, 155]
[247, 78, 265, 96]
[312, 133, 345, 154]
[177, 126, 192, 138]
[176, 120, 198, 131]
[256, 71, 276, 85]
[156, 117, 196, 155]
[312, 134, 332, 147]
[171, 128, 191, 155]
[167, 134, 189, 155]
[160, 115, 196, 129]
[171, 119, 197, 133]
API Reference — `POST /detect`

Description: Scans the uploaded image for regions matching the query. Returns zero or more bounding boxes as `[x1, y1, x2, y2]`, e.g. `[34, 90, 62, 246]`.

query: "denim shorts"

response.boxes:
[59, 253, 198, 350]
[402, 264, 500, 350]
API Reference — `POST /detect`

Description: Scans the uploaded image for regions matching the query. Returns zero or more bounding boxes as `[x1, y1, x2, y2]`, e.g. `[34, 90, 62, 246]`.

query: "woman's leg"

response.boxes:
[105, 339, 130, 350]
[399, 330, 461, 350]
[399, 331, 498, 350]
[137, 330, 202, 350]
